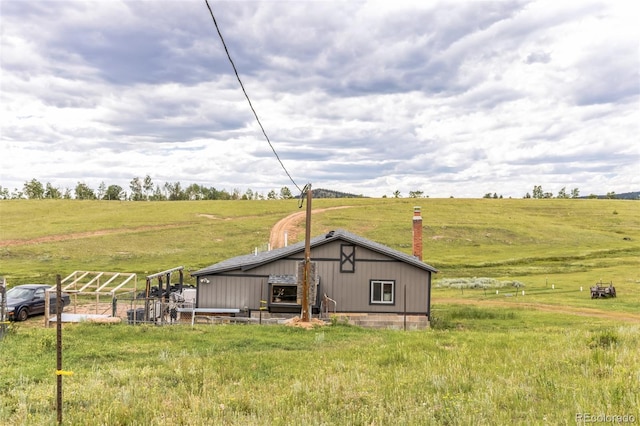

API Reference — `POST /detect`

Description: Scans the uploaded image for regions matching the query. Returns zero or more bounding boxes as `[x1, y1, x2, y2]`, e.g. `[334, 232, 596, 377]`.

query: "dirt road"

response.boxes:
[268, 206, 352, 249]
[0, 224, 187, 247]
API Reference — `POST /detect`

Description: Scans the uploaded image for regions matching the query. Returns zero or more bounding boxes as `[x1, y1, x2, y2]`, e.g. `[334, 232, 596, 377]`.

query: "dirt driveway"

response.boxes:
[268, 206, 352, 249]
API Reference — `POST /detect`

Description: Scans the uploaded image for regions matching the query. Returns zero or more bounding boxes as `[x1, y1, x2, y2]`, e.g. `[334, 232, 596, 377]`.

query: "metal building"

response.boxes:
[191, 226, 437, 328]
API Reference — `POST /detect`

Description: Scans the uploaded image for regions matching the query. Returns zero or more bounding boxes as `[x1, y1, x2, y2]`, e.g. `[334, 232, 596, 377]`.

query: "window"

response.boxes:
[34, 288, 45, 300]
[270, 284, 298, 304]
[370, 280, 394, 304]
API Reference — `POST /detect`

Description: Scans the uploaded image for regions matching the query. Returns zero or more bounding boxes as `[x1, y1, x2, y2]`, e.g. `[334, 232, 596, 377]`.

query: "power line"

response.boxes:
[204, 0, 302, 193]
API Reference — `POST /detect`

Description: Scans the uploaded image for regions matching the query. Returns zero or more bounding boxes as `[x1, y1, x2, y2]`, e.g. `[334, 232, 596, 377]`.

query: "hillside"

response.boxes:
[1, 198, 639, 424]
[580, 190, 640, 200]
[311, 188, 366, 198]
[0, 198, 638, 287]
[601, 191, 640, 200]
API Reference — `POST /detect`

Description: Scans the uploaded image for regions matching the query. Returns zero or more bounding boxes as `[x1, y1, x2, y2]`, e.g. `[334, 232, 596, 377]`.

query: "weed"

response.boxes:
[588, 329, 619, 349]
[429, 314, 453, 330]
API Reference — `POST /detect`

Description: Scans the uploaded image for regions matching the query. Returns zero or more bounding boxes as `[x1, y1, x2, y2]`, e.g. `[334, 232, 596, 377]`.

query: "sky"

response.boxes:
[1, 0, 639, 199]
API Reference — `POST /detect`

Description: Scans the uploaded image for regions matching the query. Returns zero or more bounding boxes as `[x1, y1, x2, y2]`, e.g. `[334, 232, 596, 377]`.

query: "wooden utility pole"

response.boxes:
[56, 274, 63, 424]
[301, 184, 312, 322]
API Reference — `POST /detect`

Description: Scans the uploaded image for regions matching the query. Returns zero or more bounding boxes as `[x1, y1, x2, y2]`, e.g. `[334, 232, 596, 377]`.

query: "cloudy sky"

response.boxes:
[1, 0, 638, 198]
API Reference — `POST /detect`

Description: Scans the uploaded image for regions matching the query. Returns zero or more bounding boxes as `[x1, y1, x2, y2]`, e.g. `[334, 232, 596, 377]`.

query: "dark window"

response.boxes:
[370, 280, 394, 304]
[340, 244, 356, 273]
[271, 284, 298, 304]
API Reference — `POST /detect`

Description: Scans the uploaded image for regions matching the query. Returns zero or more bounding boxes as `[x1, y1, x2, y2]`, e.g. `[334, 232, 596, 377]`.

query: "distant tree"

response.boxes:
[243, 188, 254, 200]
[23, 179, 45, 199]
[588, 193, 598, 199]
[279, 187, 293, 199]
[11, 188, 24, 199]
[150, 184, 166, 201]
[219, 188, 232, 200]
[409, 190, 424, 198]
[532, 185, 543, 199]
[164, 182, 185, 200]
[393, 190, 401, 198]
[44, 182, 62, 199]
[97, 182, 106, 200]
[200, 186, 212, 200]
[63, 188, 72, 199]
[185, 183, 203, 200]
[143, 175, 154, 200]
[570, 188, 580, 198]
[0, 185, 9, 199]
[557, 187, 568, 199]
[104, 185, 124, 200]
[75, 182, 96, 200]
[267, 189, 277, 200]
[202, 187, 229, 200]
[524, 192, 531, 199]
[606, 191, 617, 199]
[483, 193, 492, 198]
[230, 188, 241, 200]
[543, 192, 553, 199]
[130, 177, 144, 201]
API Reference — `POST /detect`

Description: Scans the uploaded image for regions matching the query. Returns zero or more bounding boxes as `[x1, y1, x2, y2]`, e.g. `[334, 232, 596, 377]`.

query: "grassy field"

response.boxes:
[1, 198, 638, 285]
[1, 198, 639, 424]
[1, 317, 638, 425]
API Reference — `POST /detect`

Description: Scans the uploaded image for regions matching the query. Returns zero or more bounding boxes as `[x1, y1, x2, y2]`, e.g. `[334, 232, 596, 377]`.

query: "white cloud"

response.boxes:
[1, 0, 638, 198]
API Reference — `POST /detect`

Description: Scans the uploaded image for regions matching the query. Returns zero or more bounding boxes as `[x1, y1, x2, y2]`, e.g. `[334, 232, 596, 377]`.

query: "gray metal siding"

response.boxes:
[318, 257, 429, 314]
[198, 239, 431, 315]
[198, 273, 266, 310]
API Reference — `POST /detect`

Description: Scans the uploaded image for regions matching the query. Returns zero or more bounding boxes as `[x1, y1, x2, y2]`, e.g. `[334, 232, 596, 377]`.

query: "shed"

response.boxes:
[191, 225, 438, 328]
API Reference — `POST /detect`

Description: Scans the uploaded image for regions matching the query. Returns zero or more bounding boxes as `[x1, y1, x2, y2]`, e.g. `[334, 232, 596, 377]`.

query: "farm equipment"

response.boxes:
[135, 266, 196, 324]
[590, 281, 616, 299]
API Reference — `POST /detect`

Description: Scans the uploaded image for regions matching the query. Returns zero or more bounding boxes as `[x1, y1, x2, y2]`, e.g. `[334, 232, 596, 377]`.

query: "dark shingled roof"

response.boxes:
[191, 229, 438, 276]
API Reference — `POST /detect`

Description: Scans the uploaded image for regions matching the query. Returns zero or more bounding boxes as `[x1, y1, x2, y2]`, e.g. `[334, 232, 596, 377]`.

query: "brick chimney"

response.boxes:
[413, 206, 423, 261]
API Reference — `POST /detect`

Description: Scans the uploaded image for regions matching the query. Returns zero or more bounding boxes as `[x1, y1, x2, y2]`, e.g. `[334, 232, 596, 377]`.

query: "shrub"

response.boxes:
[435, 277, 525, 289]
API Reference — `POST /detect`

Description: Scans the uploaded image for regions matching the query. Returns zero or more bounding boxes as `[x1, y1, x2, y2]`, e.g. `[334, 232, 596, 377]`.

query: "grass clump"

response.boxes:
[588, 329, 619, 349]
[430, 305, 519, 330]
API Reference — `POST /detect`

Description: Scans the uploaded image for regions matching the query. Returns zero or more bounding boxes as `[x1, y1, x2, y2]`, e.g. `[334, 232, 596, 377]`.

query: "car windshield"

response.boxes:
[6, 287, 34, 299]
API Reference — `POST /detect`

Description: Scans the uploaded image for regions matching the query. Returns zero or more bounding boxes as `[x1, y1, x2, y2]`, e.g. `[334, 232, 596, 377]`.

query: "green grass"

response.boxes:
[1, 320, 638, 425]
[1, 198, 639, 424]
[1, 198, 638, 286]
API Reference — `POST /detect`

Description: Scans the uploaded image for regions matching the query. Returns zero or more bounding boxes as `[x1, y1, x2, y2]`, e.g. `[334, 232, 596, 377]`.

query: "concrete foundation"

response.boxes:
[251, 311, 429, 330]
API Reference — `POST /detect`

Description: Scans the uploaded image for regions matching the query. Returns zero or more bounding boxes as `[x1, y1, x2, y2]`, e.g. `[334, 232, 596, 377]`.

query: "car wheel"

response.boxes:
[17, 308, 29, 322]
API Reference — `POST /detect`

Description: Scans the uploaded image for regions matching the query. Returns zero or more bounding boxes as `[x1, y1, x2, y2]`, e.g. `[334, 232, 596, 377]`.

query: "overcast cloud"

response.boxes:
[1, 0, 638, 198]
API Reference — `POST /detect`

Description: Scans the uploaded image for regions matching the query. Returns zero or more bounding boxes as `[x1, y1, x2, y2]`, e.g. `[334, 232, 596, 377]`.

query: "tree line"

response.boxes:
[482, 186, 620, 199]
[521, 186, 619, 199]
[0, 179, 627, 200]
[0, 177, 298, 201]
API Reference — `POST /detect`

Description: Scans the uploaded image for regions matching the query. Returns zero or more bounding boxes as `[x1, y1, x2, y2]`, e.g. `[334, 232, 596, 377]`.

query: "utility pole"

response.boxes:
[301, 184, 312, 322]
[56, 274, 63, 424]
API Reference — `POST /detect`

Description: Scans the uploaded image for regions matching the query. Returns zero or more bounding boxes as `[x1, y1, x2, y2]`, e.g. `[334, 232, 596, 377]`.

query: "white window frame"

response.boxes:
[370, 280, 395, 304]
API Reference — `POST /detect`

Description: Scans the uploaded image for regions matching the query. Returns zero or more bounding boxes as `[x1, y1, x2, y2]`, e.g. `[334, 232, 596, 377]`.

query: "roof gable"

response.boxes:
[191, 229, 438, 276]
